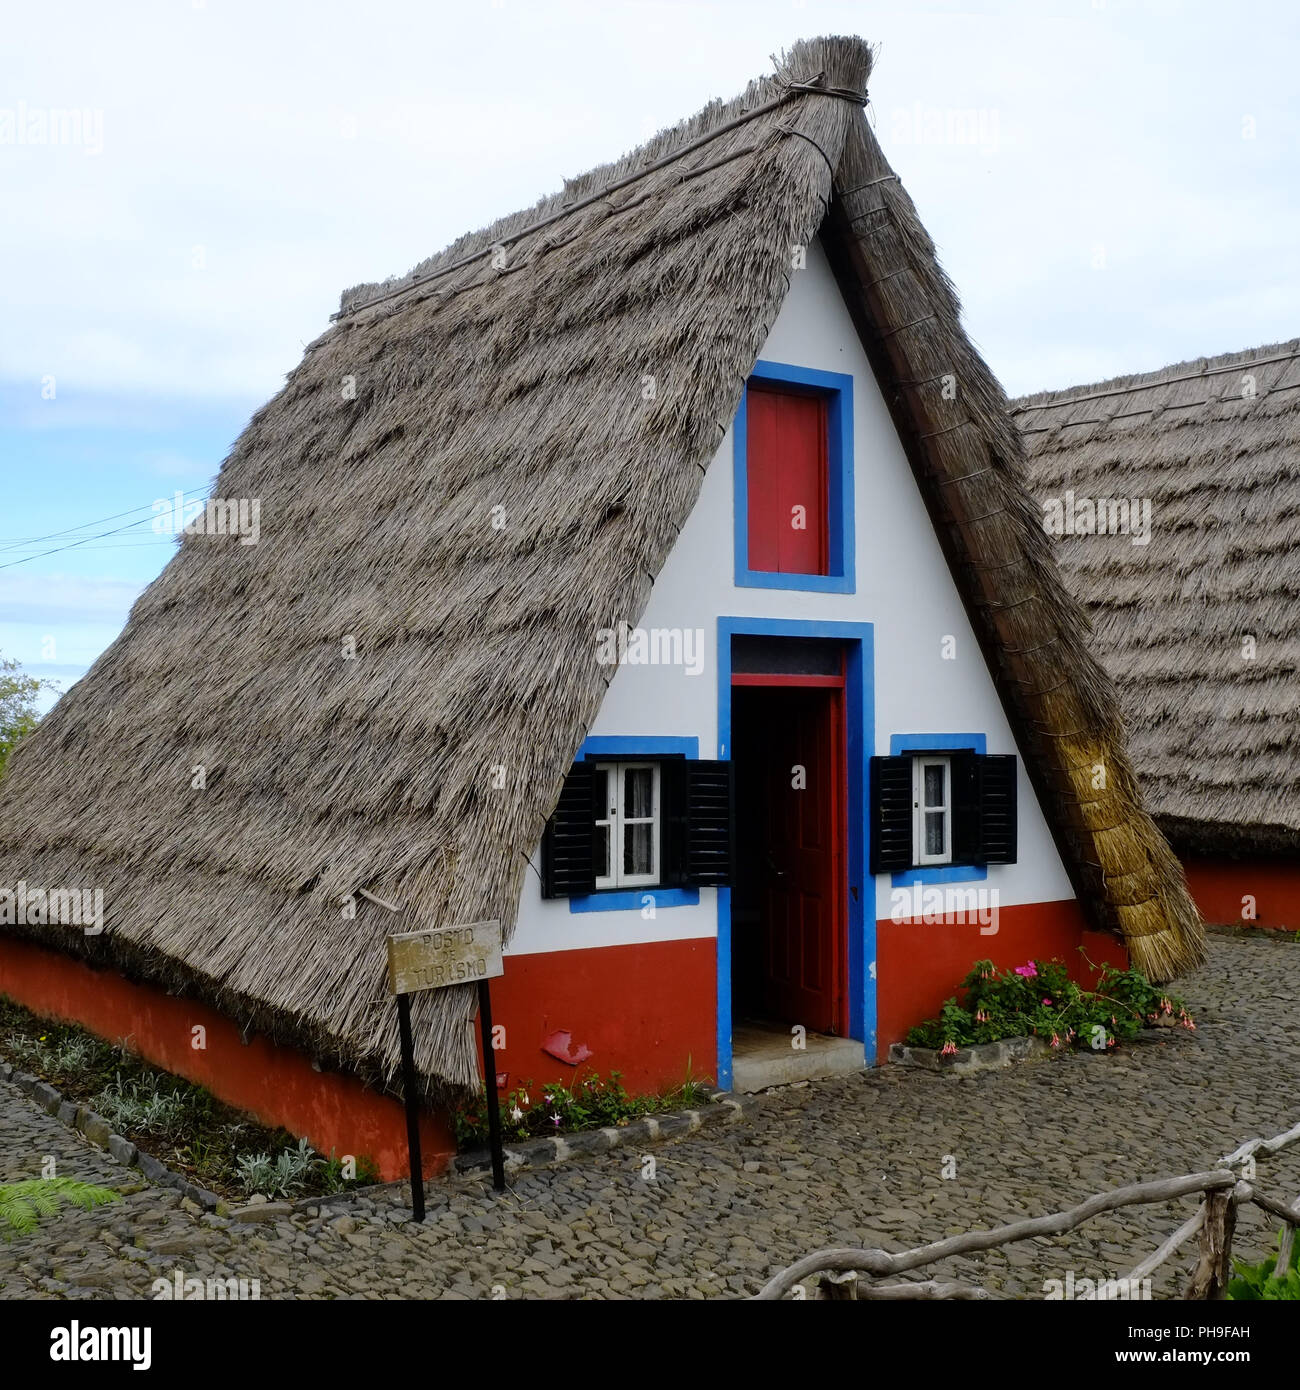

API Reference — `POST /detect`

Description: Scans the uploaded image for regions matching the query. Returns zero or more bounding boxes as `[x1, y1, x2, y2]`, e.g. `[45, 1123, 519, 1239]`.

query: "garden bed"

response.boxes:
[452, 1071, 717, 1150]
[0, 995, 377, 1201]
[903, 957, 1196, 1057]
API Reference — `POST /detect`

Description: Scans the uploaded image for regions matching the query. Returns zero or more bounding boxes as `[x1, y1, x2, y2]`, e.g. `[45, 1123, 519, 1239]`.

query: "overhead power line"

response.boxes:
[0, 486, 209, 552]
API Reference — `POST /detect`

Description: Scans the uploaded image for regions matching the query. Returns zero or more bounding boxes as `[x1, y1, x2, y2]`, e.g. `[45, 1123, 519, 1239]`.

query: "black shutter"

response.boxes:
[662, 759, 688, 887]
[540, 761, 598, 898]
[950, 751, 983, 864]
[869, 755, 913, 873]
[678, 760, 733, 886]
[980, 755, 1017, 864]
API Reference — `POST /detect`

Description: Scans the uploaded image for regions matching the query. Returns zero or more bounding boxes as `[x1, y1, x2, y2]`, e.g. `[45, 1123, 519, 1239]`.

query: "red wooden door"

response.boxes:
[746, 385, 829, 575]
[757, 687, 842, 1033]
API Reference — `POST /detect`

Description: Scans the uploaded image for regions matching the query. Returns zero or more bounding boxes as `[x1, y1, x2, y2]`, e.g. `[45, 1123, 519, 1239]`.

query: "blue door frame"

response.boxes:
[715, 616, 875, 1089]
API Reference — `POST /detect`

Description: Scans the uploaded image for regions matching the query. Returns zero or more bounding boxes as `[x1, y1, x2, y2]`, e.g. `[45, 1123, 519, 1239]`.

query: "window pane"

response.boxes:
[592, 767, 609, 813]
[624, 766, 654, 819]
[624, 821, 654, 876]
[924, 811, 946, 858]
[923, 763, 945, 809]
[595, 824, 610, 880]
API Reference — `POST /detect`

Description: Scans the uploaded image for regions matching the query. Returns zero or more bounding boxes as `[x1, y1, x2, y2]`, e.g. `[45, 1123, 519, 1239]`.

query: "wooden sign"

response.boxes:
[386, 920, 503, 996]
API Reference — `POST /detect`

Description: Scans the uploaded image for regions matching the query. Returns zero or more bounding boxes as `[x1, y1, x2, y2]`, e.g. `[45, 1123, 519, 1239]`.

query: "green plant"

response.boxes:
[1228, 1228, 1300, 1300]
[93, 1072, 193, 1140]
[905, 956, 1194, 1054]
[235, 1137, 320, 1198]
[319, 1150, 381, 1193]
[453, 1068, 710, 1149]
[0, 1178, 119, 1241]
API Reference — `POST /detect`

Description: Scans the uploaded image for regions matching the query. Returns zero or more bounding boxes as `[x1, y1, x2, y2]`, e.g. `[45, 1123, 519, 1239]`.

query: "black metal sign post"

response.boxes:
[477, 978, 506, 1192]
[395, 991, 425, 1222]
[385, 918, 505, 1219]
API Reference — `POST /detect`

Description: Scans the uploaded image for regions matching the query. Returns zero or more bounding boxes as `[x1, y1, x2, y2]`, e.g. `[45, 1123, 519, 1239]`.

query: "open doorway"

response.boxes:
[731, 678, 848, 1040]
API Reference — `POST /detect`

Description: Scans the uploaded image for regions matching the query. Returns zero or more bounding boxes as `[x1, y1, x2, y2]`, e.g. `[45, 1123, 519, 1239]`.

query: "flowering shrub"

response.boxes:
[905, 957, 1194, 1054]
[453, 1070, 710, 1149]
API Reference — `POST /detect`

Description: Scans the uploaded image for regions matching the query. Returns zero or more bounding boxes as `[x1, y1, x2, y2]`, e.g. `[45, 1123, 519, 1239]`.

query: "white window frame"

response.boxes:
[593, 760, 661, 890]
[913, 755, 952, 866]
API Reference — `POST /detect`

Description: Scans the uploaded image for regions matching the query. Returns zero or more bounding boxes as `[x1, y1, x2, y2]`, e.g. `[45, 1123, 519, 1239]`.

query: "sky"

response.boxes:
[2, 0, 1297, 706]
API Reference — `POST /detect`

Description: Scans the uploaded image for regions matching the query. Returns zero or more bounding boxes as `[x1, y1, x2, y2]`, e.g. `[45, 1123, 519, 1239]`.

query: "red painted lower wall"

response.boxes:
[1181, 857, 1300, 930]
[874, 898, 1127, 1061]
[489, 938, 717, 1095]
[0, 936, 455, 1181]
[3, 907, 1135, 1163]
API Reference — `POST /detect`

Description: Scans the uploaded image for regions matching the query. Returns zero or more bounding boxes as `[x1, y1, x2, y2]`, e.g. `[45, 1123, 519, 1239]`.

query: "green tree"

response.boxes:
[0, 653, 53, 780]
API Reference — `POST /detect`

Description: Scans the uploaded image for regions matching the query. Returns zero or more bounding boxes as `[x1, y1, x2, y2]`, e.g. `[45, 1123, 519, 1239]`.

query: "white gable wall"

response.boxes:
[510, 236, 1074, 958]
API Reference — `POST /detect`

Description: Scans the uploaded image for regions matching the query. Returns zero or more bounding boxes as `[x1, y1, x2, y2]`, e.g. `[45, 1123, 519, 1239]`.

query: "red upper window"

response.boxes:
[744, 383, 829, 575]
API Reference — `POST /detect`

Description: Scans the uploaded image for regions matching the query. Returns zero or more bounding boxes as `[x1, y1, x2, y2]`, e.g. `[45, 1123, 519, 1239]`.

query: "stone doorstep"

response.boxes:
[0, 1053, 226, 1214]
[888, 1035, 1053, 1075]
[731, 1032, 866, 1095]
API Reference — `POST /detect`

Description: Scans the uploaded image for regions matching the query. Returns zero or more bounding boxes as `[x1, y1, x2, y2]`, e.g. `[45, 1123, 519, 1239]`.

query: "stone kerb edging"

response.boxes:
[0, 1057, 226, 1214]
[452, 1086, 757, 1178]
[888, 1035, 1052, 1075]
[3, 1053, 757, 1221]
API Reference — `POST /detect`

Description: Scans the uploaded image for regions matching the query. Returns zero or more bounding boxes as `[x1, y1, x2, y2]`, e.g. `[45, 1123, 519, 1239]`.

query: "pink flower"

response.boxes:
[939, 1041, 958, 1057]
[1015, 963, 1038, 978]
[1049, 1033, 1062, 1049]
[1042, 997, 1053, 1006]
[975, 1010, 989, 1024]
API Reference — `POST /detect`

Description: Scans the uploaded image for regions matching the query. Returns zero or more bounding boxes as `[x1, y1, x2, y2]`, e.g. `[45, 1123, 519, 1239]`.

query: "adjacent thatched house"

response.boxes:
[0, 36, 1202, 1176]
[1014, 340, 1300, 930]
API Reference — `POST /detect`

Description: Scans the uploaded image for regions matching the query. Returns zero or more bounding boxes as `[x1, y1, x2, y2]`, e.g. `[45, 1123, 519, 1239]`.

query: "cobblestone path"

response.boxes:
[2, 935, 1299, 1300]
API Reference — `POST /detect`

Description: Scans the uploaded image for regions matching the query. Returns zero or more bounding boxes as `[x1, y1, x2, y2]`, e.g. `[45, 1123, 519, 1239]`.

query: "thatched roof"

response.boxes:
[1013, 340, 1300, 859]
[0, 36, 1202, 1102]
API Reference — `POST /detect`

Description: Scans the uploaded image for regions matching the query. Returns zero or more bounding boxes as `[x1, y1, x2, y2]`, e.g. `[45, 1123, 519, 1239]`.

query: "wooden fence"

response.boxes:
[753, 1119, 1300, 1301]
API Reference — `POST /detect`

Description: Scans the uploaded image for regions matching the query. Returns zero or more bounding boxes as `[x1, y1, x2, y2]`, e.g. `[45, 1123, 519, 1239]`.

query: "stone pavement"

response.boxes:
[2, 934, 1299, 1300]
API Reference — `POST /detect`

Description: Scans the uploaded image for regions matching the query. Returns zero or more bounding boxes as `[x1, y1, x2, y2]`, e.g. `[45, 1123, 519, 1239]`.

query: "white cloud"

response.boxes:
[0, 572, 144, 628]
[1, 1, 1296, 404]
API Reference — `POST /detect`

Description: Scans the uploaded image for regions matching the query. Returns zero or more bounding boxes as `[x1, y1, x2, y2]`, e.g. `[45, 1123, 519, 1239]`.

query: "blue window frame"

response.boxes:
[888, 733, 988, 887]
[566, 736, 701, 914]
[733, 359, 855, 594]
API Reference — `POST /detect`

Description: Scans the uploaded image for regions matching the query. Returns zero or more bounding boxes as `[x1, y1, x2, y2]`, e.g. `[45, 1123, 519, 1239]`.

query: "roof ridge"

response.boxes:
[336, 35, 874, 321]
[1011, 340, 1300, 413]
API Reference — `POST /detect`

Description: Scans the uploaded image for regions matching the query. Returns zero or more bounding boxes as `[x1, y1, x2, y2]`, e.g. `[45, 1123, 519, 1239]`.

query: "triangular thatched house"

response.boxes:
[1014, 340, 1300, 932]
[0, 37, 1202, 1176]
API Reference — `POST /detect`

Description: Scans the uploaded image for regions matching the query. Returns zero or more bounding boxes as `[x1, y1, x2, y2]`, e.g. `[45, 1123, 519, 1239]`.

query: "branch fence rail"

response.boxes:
[754, 1119, 1300, 1301]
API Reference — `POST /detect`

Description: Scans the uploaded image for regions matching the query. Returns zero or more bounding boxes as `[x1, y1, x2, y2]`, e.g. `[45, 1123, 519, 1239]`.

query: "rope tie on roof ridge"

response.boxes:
[880, 312, 937, 341]
[840, 173, 900, 198]
[334, 73, 868, 323]
[918, 419, 971, 442]
[776, 122, 837, 178]
[1012, 347, 1300, 414]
